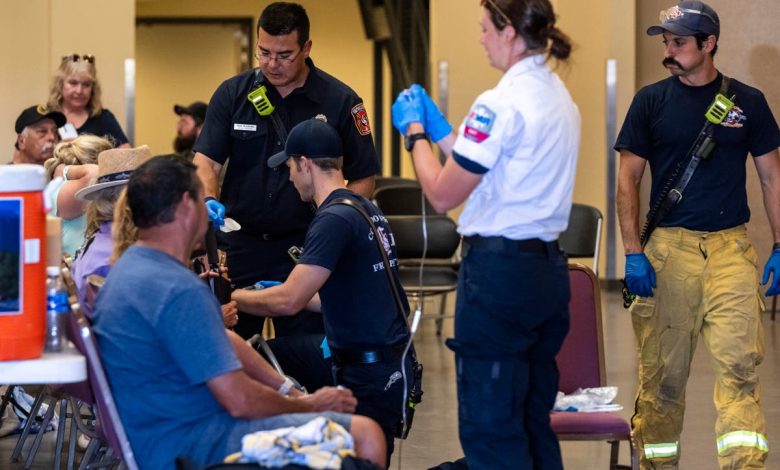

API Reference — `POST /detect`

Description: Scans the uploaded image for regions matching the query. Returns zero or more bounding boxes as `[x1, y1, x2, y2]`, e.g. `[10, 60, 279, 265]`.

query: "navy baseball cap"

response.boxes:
[15, 105, 66, 134]
[174, 101, 208, 124]
[647, 1, 720, 38]
[268, 118, 343, 168]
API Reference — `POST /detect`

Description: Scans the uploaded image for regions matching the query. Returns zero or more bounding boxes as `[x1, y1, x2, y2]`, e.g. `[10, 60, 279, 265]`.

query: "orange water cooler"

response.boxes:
[0, 164, 47, 360]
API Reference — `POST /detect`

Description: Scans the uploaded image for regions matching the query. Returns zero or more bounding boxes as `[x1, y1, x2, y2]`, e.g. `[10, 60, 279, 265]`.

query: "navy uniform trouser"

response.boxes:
[333, 355, 413, 466]
[448, 236, 569, 469]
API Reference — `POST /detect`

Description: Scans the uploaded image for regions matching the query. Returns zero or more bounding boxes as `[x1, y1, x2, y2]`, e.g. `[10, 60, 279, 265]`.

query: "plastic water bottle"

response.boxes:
[44, 267, 69, 353]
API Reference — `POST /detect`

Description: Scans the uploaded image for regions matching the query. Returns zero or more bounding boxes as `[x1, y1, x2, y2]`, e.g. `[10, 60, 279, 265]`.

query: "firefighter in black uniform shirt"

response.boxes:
[193, 2, 379, 339]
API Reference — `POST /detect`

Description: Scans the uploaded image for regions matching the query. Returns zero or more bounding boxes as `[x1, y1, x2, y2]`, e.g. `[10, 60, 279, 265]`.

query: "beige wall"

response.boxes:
[0, 0, 134, 158]
[135, 23, 244, 154]
[636, 0, 780, 286]
[430, 0, 636, 275]
[136, 0, 376, 156]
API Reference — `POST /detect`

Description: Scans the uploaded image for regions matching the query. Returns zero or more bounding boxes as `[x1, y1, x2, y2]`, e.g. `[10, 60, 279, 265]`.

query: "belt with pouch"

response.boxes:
[330, 343, 407, 366]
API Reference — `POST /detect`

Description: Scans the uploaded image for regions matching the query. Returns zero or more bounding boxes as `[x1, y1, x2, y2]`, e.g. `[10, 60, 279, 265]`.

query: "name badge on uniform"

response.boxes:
[233, 123, 257, 132]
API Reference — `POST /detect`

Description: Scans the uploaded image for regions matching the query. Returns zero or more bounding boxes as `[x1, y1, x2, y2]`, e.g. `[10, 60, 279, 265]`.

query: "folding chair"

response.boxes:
[7, 264, 95, 470]
[558, 203, 603, 275]
[67, 304, 140, 470]
[551, 263, 637, 470]
[386, 215, 460, 335]
[373, 176, 420, 192]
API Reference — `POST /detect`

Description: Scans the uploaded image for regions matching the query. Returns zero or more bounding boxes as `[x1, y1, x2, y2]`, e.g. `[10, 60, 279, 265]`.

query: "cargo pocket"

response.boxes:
[455, 355, 513, 425]
[629, 297, 657, 318]
[644, 241, 670, 275]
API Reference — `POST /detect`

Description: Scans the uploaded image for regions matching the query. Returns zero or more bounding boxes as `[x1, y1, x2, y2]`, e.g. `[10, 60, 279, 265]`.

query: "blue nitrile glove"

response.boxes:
[320, 336, 331, 359]
[762, 248, 780, 297]
[391, 89, 424, 134]
[253, 280, 282, 290]
[205, 197, 225, 227]
[410, 83, 452, 142]
[625, 253, 656, 298]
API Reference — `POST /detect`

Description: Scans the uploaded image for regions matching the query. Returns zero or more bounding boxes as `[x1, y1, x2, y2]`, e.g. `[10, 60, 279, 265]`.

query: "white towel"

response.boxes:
[224, 416, 355, 469]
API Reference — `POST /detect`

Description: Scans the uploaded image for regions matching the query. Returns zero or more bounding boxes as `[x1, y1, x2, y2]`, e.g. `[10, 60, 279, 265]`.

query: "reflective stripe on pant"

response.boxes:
[630, 225, 766, 470]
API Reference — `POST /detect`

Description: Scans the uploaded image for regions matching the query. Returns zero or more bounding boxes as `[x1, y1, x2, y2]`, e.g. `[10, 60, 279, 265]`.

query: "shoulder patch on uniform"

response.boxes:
[351, 103, 372, 136]
[464, 104, 496, 143]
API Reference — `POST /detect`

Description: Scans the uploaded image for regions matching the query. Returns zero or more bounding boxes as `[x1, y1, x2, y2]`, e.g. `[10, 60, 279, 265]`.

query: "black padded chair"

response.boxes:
[558, 203, 603, 275]
[386, 215, 461, 335]
[373, 176, 420, 192]
[373, 185, 439, 216]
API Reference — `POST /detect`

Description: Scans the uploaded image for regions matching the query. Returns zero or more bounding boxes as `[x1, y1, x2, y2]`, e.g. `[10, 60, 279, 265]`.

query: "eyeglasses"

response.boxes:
[62, 54, 95, 64]
[255, 46, 302, 64]
[483, 0, 511, 27]
[659, 6, 717, 24]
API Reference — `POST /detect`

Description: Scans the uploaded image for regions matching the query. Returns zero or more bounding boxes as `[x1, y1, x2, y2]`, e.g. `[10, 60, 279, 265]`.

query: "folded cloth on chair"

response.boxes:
[224, 416, 355, 469]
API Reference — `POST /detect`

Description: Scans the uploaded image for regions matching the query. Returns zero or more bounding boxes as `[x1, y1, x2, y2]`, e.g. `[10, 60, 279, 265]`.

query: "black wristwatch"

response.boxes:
[404, 133, 430, 151]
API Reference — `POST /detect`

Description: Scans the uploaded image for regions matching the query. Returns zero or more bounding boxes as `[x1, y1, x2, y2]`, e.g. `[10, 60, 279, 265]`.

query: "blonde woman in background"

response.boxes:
[47, 54, 129, 147]
[44, 135, 114, 256]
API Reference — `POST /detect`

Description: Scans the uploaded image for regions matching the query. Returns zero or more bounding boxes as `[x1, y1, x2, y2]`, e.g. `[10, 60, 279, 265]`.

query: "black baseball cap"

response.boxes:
[15, 105, 66, 134]
[173, 101, 208, 124]
[647, 1, 720, 38]
[268, 118, 343, 168]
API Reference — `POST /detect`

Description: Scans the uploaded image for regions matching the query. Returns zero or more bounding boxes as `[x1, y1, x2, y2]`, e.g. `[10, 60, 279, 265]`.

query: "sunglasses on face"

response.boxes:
[62, 54, 95, 64]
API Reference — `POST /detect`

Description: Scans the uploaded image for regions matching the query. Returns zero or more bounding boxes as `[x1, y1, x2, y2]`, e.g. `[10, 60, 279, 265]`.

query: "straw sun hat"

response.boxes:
[75, 145, 154, 201]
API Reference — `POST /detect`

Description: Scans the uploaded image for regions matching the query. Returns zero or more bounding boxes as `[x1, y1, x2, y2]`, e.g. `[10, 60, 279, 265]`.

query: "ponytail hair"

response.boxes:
[481, 0, 573, 62]
[548, 26, 572, 60]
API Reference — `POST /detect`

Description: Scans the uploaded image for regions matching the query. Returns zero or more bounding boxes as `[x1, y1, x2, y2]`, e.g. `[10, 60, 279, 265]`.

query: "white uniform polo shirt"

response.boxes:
[452, 54, 581, 241]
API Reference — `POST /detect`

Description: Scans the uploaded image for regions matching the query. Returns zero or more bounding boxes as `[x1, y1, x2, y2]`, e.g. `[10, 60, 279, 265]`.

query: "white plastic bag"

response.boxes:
[554, 386, 623, 412]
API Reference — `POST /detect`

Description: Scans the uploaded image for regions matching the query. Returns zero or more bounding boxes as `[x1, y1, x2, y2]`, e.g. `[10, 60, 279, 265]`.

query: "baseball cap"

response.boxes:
[15, 105, 66, 134]
[173, 101, 208, 124]
[647, 1, 720, 38]
[267, 118, 343, 168]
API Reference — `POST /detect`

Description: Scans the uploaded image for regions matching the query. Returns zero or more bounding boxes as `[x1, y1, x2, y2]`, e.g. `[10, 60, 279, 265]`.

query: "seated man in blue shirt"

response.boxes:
[92, 155, 386, 470]
[232, 119, 415, 462]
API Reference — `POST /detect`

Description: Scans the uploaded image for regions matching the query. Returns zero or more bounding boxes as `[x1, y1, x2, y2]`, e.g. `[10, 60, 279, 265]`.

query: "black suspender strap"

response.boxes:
[326, 197, 411, 331]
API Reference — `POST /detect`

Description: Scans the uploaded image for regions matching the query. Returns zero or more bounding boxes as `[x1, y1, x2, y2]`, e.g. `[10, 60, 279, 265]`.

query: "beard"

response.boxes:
[173, 132, 197, 153]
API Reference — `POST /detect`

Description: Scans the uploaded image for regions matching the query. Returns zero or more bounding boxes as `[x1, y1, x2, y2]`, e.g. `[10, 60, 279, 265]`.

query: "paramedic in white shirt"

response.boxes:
[390, 0, 580, 467]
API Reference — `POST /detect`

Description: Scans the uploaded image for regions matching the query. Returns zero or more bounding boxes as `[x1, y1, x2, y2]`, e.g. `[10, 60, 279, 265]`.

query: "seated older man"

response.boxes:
[12, 105, 65, 165]
[92, 156, 385, 470]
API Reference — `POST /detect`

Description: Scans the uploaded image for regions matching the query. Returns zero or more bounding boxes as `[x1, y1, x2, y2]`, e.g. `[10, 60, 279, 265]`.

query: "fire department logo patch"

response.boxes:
[665, 5, 684, 21]
[351, 103, 371, 136]
[721, 105, 746, 128]
[464, 104, 496, 143]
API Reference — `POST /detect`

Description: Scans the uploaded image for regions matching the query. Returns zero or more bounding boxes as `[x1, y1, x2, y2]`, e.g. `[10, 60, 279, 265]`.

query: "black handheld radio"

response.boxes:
[204, 222, 232, 304]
